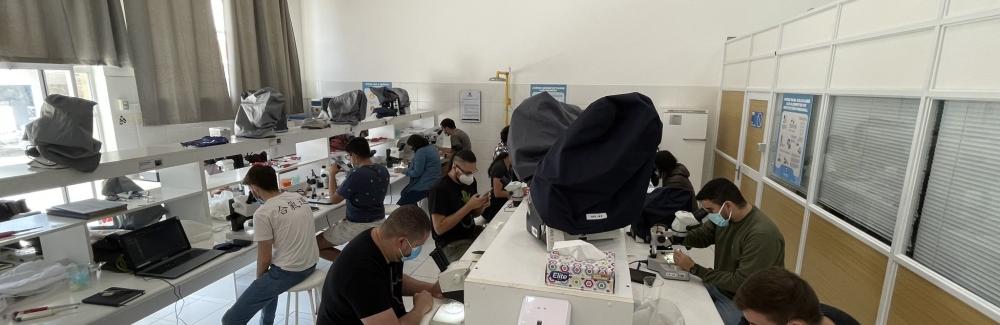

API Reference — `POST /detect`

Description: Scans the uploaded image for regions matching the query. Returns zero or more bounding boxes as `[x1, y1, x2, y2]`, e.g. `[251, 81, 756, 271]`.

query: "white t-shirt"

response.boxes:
[253, 192, 319, 272]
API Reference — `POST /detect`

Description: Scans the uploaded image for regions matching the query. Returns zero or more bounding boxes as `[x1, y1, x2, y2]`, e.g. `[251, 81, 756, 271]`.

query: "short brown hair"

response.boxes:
[242, 165, 279, 192]
[381, 205, 431, 241]
[734, 267, 823, 325]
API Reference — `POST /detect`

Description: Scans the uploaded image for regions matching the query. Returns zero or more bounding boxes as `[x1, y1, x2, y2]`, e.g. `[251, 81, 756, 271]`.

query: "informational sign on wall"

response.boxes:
[459, 90, 481, 122]
[750, 111, 764, 128]
[362, 81, 392, 121]
[772, 94, 813, 186]
[529, 84, 567, 103]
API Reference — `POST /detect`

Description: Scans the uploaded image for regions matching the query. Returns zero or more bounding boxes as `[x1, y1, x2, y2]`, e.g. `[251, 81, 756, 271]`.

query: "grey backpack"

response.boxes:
[235, 88, 288, 138]
[325, 90, 365, 125]
[23, 94, 103, 172]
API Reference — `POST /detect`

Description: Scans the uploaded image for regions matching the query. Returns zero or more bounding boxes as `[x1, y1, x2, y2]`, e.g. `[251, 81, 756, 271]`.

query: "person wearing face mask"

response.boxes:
[668, 178, 785, 325]
[317, 205, 443, 325]
[734, 267, 860, 325]
[316, 137, 390, 262]
[428, 149, 490, 263]
[222, 165, 318, 325]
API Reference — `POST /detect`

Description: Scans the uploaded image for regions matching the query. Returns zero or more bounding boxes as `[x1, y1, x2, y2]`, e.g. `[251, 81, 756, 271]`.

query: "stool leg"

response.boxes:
[232, 273, 238, 298]
[295, 293, 300, 325]
[285, 293, 291, 325]
[308, 288, 317, 324]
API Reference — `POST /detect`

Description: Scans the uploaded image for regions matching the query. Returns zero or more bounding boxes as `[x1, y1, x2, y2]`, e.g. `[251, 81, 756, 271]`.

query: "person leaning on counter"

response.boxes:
[657, 178, 786, 325]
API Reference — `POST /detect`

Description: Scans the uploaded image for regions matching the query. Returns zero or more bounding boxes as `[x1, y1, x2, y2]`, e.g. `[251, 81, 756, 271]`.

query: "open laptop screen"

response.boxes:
[120, 218, 190, 270]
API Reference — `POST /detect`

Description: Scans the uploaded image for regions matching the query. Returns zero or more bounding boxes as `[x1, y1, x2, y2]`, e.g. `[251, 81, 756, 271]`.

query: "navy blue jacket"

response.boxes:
[531, 93, 663, 235]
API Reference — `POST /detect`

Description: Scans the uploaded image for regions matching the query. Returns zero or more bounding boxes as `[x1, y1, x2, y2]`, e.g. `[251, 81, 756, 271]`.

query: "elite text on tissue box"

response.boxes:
[545, 250, 616, 294]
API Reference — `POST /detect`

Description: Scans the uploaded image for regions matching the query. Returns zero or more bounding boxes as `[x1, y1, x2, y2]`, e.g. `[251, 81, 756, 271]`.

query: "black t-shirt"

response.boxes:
[317, 229, 404, 325]
[488, 160, 515, 187]
[736, 304, 860, 325]
[428, 176, 478, 247]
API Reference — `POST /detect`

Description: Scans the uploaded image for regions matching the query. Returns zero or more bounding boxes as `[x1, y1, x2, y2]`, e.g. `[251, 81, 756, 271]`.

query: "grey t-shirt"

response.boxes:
[450, 129, 472, 152]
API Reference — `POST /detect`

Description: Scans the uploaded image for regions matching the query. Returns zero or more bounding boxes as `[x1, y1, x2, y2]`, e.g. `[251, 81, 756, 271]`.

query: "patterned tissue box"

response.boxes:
[544, 250, 616, 294]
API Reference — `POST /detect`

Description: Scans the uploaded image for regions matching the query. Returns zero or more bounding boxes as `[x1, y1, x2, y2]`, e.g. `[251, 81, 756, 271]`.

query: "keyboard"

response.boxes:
[145, 250, 208, 274]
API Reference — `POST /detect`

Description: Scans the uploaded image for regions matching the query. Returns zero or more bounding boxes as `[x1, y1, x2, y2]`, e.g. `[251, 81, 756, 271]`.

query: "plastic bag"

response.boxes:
[209, 191, 236, 221]
[633, 297, 685, 325]
[0, 260, 69, 313]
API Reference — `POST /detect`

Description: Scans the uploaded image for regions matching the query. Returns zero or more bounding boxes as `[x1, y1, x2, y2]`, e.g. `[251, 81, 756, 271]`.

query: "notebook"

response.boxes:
[82, 287, 145, 307]
[47, 199, 128, 219]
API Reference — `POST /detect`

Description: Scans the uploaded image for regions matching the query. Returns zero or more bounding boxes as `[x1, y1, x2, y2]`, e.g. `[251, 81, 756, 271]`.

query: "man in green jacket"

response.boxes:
[670, 178, 785, 325]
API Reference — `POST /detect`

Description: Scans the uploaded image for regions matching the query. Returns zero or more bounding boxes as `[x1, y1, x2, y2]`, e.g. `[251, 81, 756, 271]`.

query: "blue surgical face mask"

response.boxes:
[399, 239, 422, 262]
[707, 202, 731, 227]
[255, 197, 265, 205]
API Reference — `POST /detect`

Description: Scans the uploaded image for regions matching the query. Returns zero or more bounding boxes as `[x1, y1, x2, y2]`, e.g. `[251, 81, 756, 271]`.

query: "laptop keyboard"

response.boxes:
[145, 250, 208, 274]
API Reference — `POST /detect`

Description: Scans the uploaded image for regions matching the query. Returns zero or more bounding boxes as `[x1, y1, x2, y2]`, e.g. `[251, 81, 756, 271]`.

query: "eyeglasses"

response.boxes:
[455, 165, 477, 175]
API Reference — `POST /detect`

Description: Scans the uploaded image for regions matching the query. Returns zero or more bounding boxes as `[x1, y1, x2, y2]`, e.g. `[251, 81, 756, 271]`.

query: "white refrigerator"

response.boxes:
[660, 110, 708, 191]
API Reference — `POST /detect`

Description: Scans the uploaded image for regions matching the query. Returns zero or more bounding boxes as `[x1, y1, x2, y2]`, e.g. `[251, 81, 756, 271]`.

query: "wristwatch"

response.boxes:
[689, 264, 699, 276]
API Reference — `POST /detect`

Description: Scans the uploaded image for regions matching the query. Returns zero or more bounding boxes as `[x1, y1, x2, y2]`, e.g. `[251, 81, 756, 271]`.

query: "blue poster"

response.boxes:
[530, 84, 567, 103]
[750, 111, 763, 128]
[772, 94, 813, 186]
[362, 82, 393, 119]
[362, 81, 392, 89]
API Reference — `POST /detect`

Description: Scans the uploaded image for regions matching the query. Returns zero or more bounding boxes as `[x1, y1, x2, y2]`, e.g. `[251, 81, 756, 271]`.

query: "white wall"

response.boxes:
[297, 0, 833, 184]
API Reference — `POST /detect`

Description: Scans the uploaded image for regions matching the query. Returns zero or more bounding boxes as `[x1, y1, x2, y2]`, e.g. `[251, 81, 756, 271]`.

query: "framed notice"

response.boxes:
[529, 84, 567, 103]
[772, 94, 813, 186]
[460, 90, 481, 122]
[362, 81, 392, 121]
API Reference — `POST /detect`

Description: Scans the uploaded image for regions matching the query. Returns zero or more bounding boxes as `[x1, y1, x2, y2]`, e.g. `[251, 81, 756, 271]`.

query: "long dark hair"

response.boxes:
[406, 134, 430, 150]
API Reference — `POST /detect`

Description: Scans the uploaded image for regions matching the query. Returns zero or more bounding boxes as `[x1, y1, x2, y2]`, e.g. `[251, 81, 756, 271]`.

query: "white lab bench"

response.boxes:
[0, 172, 409, 325]
[462, 202, 724, 325]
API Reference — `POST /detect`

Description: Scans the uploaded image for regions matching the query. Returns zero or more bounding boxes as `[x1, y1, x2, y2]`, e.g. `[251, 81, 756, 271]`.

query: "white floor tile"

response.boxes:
[193, 274, 239, 302]
[151, 319, 181, 325]
[176, 298, 226, 324]
[412, 260, 440, 278]
[192, 305, 229, 325]
[151, 304, 176, 319]
[403, 259, 423, 275]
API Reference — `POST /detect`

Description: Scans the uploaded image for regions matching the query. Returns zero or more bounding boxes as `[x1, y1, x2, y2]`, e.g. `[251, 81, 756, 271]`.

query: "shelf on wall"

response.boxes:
[274, 155, 329, 174]
[205, 167, 250, 190]
[0, 213, 87, 247]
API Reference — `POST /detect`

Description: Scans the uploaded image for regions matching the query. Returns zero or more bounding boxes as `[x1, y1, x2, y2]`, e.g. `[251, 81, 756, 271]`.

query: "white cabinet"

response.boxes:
[660, 110, 708, 191]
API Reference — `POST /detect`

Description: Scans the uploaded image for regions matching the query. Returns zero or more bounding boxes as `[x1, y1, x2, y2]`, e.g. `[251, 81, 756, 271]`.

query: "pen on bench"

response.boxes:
[14, 306, 79, 322]
[7, 303, 81, 319]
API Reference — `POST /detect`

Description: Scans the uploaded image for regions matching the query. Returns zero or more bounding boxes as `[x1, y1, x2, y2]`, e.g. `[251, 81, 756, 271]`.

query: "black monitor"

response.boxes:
[118, 217, 190, 270]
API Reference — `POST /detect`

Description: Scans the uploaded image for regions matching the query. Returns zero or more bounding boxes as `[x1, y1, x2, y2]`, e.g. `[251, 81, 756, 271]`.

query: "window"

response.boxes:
[766, 94, 821, 197]
[211, 0, 232, 90]
[909, 100, 1000, 307]
[0, 66, 101, 167]
[816, 96, 921, 243]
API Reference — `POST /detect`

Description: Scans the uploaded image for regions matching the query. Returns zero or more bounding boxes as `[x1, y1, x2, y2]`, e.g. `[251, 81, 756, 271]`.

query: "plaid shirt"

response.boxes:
[493, 142, 507, 160]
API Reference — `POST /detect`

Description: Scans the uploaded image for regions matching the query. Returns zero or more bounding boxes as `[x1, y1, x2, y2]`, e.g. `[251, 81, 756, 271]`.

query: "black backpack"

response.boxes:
[531, 93, 663, 235]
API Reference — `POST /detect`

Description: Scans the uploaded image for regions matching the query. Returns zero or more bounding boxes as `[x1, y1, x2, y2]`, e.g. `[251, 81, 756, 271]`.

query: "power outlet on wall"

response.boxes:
[118, 99, 129, 111]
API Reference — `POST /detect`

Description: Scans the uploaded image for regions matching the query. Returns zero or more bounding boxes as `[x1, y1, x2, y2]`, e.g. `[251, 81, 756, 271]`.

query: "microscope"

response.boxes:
[225, 194, 260, 241]
[307, 168, 333, 205]
[504, 181, 528, 207]
[646, 211, 700, 281]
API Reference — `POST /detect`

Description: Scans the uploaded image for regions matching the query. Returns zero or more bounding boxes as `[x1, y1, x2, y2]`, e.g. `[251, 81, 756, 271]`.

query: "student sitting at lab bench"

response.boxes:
[316, 137, 390, 262]
[428, 149, 489, 262]
[735, 267, 860, 325]
[483, 152, 515, 222]
[222, 165, 318, 325]
[317, 205, 442, 325]
[394, 134, 441, 206]
[661, 178, 786, 325]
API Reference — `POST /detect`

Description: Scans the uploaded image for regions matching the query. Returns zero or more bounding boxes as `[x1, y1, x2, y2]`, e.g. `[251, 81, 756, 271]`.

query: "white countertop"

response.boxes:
[1, 171, 410, 325]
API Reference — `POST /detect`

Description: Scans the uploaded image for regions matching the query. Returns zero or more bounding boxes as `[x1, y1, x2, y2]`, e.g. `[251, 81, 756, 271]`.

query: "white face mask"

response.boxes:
[458, 173, 475, 185]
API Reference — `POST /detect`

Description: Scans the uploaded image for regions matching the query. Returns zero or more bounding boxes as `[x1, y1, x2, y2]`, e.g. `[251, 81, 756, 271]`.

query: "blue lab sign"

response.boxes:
[750, 111, 763, 128]
[362, 81, 392, 89]
[529, 84, 567, 103]
[772, 94, 813, 186]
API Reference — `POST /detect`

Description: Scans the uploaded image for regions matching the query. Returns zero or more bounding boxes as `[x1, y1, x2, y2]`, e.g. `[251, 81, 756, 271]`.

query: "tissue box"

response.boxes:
[544, 251, 615, 294]
[209, 127, 233, 138]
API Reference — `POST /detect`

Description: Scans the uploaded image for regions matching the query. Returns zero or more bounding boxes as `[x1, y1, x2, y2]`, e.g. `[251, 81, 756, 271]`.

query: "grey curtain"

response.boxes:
[0, 0, 129, 66]
[123, 0, 232, 125]
[231, 0, 304, 114]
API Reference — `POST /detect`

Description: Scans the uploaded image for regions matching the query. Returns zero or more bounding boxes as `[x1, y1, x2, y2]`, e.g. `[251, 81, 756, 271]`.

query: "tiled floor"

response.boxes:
[133, 239, 437, 325]
[132, 237, 708, 325]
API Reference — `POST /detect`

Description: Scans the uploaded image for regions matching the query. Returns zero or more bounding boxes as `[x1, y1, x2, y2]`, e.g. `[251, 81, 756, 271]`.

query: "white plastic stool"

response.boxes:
[285, 269, 326, 324]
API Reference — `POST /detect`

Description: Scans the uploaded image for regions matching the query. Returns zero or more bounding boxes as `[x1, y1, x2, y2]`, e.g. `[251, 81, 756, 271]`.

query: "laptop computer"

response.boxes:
[118, 217, 225, 279]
